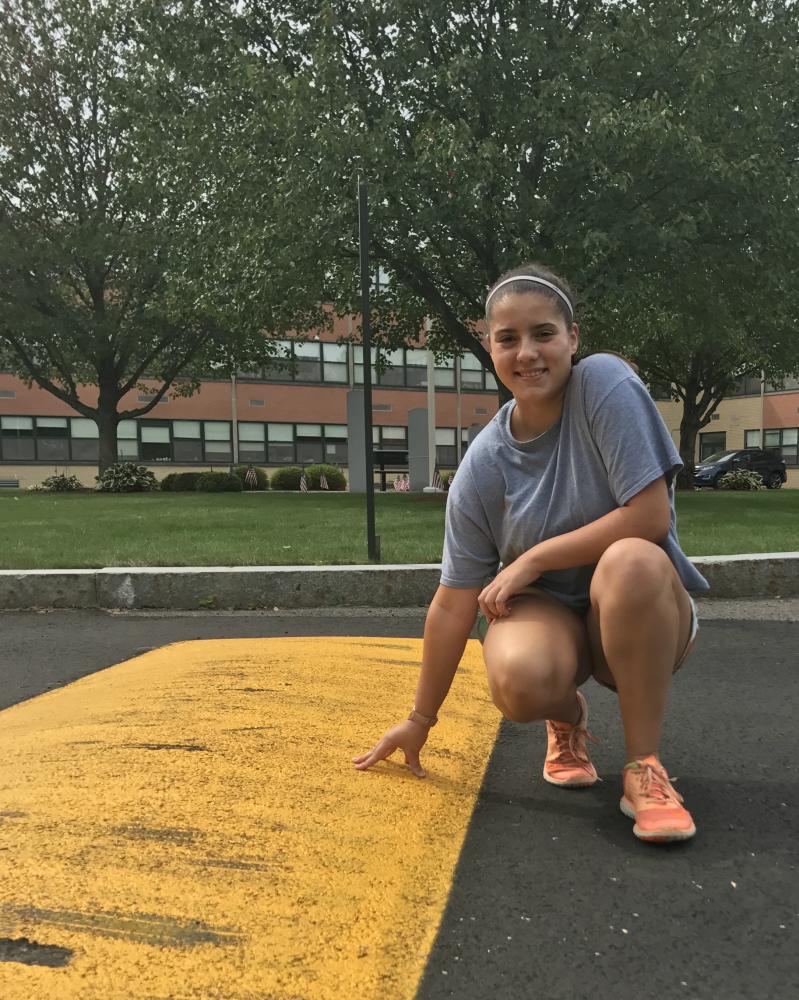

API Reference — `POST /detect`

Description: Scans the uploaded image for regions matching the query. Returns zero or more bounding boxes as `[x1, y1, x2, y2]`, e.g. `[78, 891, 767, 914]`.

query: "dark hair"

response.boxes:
[485, 262, 575, 327]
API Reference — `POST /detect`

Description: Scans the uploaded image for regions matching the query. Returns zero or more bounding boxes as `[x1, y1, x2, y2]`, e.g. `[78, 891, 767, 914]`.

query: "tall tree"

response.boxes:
[235, 0, 799, 484]
[0, 0, 319, 471]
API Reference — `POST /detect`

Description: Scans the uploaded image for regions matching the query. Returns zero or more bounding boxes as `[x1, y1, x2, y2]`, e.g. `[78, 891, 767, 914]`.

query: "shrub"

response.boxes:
[96, 462, 159, 492]
[39, 473, 83, 492]
[172, 472, 203, 492]
[195, 471, 243, 492]
[160, 473, 179, 492]
[270, 466, 303, 491]
[303, 463, 347, 491]
[440, 471, 455, 490]
[234, 465, 270, 490]
[717, 469, 766, 491]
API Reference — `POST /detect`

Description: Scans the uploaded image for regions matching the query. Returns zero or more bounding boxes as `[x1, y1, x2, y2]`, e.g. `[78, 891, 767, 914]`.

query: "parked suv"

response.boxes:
[694, 448, 787, 489]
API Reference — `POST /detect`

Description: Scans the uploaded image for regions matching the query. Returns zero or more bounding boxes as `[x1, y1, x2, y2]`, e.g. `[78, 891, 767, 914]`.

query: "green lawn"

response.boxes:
[0, 489, 796, 570]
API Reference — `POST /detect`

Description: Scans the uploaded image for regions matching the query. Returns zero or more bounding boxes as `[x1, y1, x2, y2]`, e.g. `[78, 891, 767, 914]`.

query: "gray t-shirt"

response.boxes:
[441, 353, 709, 613]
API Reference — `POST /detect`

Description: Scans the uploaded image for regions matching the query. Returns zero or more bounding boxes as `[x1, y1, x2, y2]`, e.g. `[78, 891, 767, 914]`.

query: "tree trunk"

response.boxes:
[676, 400, 702, 490]
[96, 374, 121, 474]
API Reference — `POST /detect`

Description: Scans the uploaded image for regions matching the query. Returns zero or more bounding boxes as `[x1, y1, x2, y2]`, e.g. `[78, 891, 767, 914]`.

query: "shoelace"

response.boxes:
[626, 760, 684, 806]
[548, 720, 598, 769]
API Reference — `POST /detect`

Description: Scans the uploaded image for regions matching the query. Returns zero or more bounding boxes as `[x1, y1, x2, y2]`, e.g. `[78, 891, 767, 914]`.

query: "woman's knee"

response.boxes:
[590, 537, 672, 607]
[487, 650, 573, 722]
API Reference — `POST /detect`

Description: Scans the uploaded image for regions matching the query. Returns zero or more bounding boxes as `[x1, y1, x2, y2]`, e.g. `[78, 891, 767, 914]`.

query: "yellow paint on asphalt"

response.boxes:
[0, 637, 498, 999]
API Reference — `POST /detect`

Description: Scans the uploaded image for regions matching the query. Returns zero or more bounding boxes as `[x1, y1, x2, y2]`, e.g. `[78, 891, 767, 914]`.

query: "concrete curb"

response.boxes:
[1, 553, 798, 610]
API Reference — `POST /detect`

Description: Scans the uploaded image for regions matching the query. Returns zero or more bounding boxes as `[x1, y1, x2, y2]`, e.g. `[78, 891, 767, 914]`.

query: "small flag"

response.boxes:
[244, 467, 257, 490]
[432, 468, 442, 491]
[401, 474, 410, 492]
[320, 472, 329, 490]
[300, 472, 308, 493]
[393, 475, 402, 492]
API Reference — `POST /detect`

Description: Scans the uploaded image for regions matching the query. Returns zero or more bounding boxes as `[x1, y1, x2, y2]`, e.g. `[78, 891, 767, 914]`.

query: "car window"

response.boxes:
[702, 450, 737, 464]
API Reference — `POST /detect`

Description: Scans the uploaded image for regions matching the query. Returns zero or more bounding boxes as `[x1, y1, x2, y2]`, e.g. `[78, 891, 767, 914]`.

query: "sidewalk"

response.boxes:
[1, 552, 799, 610]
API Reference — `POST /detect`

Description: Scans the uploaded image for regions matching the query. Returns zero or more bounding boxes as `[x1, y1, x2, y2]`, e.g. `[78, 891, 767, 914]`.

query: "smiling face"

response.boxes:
[487, 292, 579, 424]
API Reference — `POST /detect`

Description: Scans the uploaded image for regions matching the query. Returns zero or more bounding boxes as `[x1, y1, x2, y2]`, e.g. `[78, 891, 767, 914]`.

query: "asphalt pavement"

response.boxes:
[1, 605, 798, 1000]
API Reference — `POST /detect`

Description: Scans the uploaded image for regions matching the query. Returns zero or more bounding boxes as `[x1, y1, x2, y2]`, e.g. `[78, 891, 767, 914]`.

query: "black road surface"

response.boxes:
[2, 609, 797, 1000]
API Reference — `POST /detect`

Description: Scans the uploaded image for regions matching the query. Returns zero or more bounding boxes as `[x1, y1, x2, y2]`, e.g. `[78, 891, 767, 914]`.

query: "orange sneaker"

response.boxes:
[620, 755, 696, 842]
[543, 690, 599, 788]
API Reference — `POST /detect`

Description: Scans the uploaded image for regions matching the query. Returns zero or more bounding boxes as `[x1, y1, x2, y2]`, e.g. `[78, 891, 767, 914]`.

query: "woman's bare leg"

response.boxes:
[483, 592, 592, 723]
[586, 538, 694, 760]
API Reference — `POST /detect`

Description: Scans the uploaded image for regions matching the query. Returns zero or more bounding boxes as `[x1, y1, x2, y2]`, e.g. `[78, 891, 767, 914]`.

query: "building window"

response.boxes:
[238, 422, 266, 463]
[435, 358, 456, 389]
[378, 348, 405, 387]
[699, 431, 726, 462]
[267, 422, 294, 464]
[435, 428, 457, 468]
[204, 421, 232, 463]
[140, 422, 171, 462]
[322, 343, 349, 383]
[70, 417, 99, 461]
[293, 341, 322, 382]
[170, 420, 202, 462]
[116, 419, 139, 460]
[354, 346, 377, 385]
[36, 417, 70, 461]
[748, 427, 798, 466]
[405, 348, 428, 388]
[1, 415, 35, 460]
[323, 424, 348, 464]
[296, 422, 323, 464]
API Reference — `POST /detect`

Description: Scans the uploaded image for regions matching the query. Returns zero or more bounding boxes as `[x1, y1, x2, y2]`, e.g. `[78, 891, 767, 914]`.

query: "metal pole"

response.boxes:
[231, 372, 239, 467]
[759, 368, 765, 447]
[358, 180, 379, 560]
[426, 336, 436, 486]
[455, 356, 462, 464]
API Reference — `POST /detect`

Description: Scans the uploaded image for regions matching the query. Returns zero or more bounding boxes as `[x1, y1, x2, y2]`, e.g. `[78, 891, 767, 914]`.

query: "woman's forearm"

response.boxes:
[413, 585, 481, 718]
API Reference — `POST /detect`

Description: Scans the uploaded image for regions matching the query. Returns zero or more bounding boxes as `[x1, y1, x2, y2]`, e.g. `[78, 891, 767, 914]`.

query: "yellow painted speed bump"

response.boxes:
[0, 637, 498, 999]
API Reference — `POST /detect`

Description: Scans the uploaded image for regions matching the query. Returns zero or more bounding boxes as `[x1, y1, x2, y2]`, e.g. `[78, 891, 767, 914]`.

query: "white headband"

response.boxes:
[486, 275, 574, 320]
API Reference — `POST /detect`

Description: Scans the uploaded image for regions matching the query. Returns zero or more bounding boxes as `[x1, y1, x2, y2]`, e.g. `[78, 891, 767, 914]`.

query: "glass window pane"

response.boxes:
[268, 442, 294, 463]
[384, 349, 404, 366]
[117, 419, 137, 439]
[173, 420, 201, 439]
[765, 430, 780, 447]
[37, 437, 70, 461]
[297, 440, 323, 463]
[324, 424, 347, 439]
[117, 439, 139, 460]
[268, 424, 293, 442]
[293, 358, 322, 381]
[141, 425, 170, 443]
[435, 428, 456, 446]
[141, 440, 171, 461]
[435, 368, 455, 388]
[436, 445, 457, 467]
[204, 441, 232, 461]
[461, 369, 483, 389]
[405, 349, 428, 366]
[71, 418, 99, 438]
[372, 427, 380, 445]
[460, 354, 482, 370]
[173, 439, 203, 462]
[1, 416, 33, 431]
[406, 367, 428, 387]
[323, 362, 348, 382]
[36, 417, 68, 430]
[378, 366, 404, 387]
[296, 423, 321, 437]
[239, 445, 266, 463]
[238, 423, 265, 442]
[782, 429, 798, 445]
[353, 347, 377, 363]
[325, 441, 348, 463]
[3, 438, 35, 460]
[323, 343, 348, 363]
[293, 341, 320, 360]
[204, 421, 231, 441]
[485, 373, 498, 390]
[744, 430, 761, 447]
[782, 446, 798, 464]
[382, 426, 406, 441]
[71, 439, 99, 461]
[354, 365, 378, 384]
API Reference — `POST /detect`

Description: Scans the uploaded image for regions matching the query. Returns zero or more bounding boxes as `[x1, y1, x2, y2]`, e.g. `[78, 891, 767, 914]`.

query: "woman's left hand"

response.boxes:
[478, 555, 542, 622]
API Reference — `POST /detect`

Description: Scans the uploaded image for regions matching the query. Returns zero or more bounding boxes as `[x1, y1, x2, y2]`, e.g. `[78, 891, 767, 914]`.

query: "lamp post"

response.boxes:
[358, 179, 379, 561]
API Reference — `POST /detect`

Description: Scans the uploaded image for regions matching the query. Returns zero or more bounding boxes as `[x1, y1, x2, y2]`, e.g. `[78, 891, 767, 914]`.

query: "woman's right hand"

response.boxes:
[352, 719, 430, 778]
